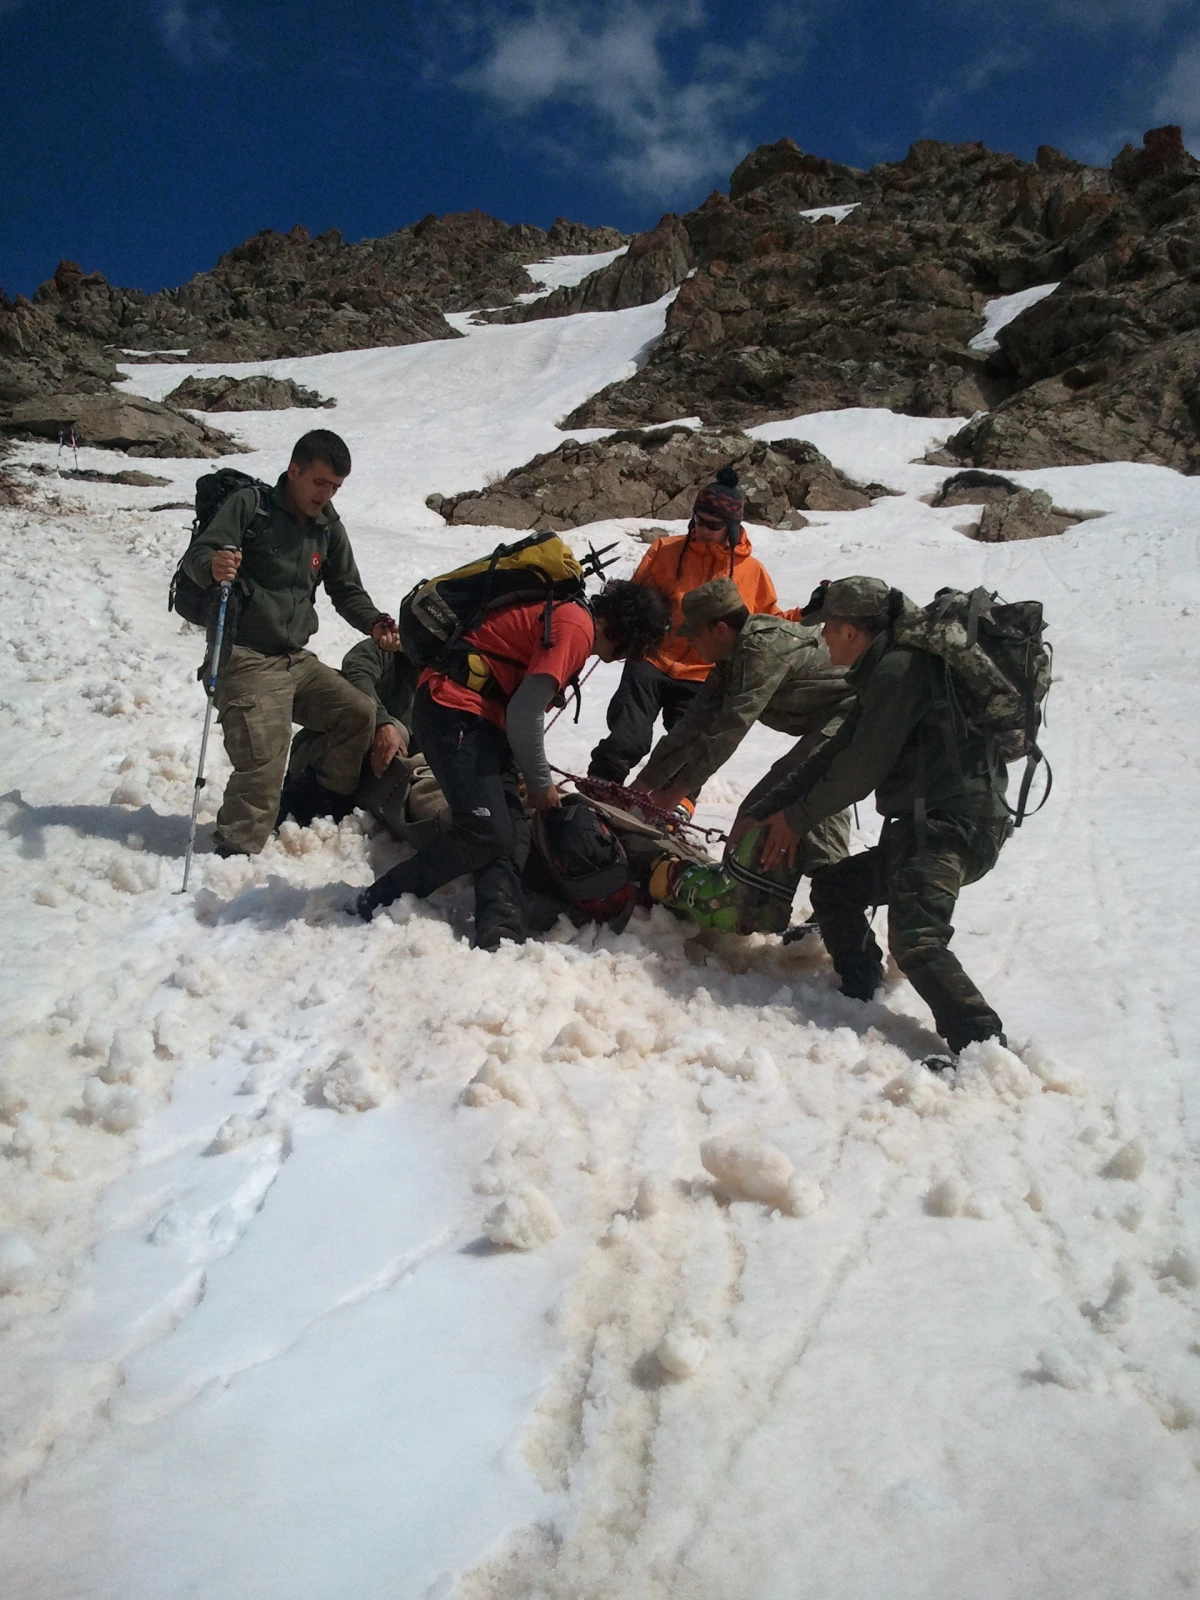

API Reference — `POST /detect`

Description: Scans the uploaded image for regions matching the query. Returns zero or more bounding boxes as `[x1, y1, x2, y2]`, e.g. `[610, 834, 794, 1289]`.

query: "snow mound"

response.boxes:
[701, 1133, 801, 1212]
[483, 1184, 562, 1251]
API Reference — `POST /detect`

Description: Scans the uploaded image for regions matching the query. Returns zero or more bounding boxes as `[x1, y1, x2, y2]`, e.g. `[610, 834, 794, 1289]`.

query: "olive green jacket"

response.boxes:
[340, 638, 419, 737]
[181, 476, 380, 656]
[638, 615, 853, 796]
[745, 633, 1008, 834]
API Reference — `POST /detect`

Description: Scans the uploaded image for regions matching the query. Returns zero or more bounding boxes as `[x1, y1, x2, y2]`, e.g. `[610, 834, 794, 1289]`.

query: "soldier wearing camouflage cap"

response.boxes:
[632, 576, 855, 933]
[745, 574, 1012, 1066]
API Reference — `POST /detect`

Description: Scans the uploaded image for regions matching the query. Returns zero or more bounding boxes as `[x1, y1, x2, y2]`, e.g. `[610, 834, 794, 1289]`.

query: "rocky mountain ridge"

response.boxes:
[0, 212, 625, 408]
[4, 127, 1197, 475]
[553, 126, 1199, 475]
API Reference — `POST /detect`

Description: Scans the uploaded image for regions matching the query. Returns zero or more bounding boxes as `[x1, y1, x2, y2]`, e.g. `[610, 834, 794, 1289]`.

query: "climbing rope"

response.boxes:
[550, 765, 729, 846]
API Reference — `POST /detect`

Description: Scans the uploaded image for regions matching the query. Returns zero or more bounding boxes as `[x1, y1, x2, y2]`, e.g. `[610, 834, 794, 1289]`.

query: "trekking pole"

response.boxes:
[180, 581, 232, 893]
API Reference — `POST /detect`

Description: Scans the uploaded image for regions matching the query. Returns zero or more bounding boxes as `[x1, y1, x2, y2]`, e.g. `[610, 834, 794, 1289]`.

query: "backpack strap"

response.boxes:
[965, 585, 989, 647]
[561, 671, 583, 724]
[246, 484, 271, 541]
[1007, 744, 1053, 826]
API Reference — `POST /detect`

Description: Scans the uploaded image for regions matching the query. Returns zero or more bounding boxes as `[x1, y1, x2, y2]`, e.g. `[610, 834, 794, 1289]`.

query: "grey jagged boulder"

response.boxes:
[164, 374, 335, 412]
[426, 427, 892, 531]
[930, 469, 1100, 538]
[1, 393, 242, 458]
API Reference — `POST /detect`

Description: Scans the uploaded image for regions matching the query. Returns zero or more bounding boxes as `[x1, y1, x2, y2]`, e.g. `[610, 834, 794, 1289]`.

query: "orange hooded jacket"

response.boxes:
[632, 527, 796, 683]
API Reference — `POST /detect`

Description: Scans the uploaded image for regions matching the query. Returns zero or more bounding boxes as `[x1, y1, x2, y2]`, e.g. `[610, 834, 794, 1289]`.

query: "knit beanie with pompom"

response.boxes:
[691, 466, 743, 529]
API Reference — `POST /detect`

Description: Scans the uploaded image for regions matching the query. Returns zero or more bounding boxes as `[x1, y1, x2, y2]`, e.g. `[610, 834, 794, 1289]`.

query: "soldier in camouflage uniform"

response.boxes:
[286, 638, 449, 843]
[748, 576, 1011, 1058]
[632, 577, 855, 934]
[288, 637, 417, 786]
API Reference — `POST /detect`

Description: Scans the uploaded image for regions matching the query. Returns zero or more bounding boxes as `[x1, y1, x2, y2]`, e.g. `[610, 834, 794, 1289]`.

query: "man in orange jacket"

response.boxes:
[588, 467, 791, 786]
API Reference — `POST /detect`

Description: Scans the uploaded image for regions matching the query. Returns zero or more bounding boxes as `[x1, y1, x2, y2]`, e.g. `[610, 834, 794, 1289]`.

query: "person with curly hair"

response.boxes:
[355, 579, 671, 947]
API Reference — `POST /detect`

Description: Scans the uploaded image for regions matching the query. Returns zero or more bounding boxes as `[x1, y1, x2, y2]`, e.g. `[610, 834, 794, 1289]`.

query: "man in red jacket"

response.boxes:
[355, 580, 670, 948]
[588, 468, 792, 789]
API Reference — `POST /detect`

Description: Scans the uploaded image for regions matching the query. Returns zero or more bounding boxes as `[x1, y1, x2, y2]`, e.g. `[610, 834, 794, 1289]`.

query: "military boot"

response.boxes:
[276, 767, 356, 831]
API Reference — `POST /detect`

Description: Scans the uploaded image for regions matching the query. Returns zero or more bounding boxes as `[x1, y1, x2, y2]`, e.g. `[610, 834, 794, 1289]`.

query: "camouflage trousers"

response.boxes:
[213, 647, 375, 854]
[808, 808, 1011, 1052]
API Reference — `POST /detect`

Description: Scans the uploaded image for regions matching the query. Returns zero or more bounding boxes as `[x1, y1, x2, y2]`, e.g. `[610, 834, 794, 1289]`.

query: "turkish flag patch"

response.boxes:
[311, 552, 322, 570]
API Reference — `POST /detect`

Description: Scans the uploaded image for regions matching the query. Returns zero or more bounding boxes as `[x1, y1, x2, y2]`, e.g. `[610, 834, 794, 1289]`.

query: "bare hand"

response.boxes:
[759, 812, 802, 872]
[528, 784, 561, 812]
[370, 722, 407, 778]
[211, 548, 242, 584]
[370, 612, 401, 650]
[645, 784, 688, 812]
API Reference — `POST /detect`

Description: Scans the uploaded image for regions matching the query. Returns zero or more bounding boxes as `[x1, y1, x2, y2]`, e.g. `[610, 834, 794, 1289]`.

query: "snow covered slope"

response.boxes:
[1, 295, 1199, 1600]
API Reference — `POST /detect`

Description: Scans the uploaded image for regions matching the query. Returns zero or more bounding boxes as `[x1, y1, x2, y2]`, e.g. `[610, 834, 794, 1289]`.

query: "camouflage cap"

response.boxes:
[677, 577, 746, 637]
[803, 575, 892, 624]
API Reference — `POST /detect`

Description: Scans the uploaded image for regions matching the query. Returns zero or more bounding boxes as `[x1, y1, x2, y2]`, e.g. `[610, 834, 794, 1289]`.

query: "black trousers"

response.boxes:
[366, 691, 529, 947]
[588, 659, 702, 784]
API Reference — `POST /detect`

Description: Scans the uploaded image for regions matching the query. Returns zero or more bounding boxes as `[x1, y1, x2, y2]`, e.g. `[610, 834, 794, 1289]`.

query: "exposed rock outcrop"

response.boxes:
[426, 427, 892, 531]
[0, 393, 241, 458]
[514, 216, 692, 319]
[930, 469, 1100, 539]
[164, 374, 335, 411]
[557, 128, 1200, 473]
[59, 467, 172, 486]
[933, 330, 1200, 474]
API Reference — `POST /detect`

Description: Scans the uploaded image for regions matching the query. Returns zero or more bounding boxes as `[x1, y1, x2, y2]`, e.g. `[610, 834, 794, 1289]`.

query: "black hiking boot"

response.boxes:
[923, 1033, 1008, 1076]
[838, 962, 884, 1003]
[213, 844, 249, 859]
[782, 919, 820, 945]
[922, 1053, 959, 1076]
[276, 768, 356, 831]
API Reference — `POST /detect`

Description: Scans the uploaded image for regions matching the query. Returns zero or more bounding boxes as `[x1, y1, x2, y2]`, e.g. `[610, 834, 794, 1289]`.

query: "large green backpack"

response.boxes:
[891, 586, 1052, 823]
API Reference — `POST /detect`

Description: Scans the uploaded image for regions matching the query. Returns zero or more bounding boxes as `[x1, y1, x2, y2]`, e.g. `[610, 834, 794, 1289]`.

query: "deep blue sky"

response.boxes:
[3, 0, 1198, 298]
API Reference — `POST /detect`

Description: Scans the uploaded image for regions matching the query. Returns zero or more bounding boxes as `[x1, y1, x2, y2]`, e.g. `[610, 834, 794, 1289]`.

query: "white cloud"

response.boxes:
[1155, 30, 1200, 147]
[154, 0, 231, 68]
[920, 45, 1028, 121]
[455, 1, 809, 200]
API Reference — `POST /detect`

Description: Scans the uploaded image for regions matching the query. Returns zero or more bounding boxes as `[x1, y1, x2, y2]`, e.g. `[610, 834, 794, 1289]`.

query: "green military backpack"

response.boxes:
[891, 586, 1052, 824]
[168, 468, 272, 630]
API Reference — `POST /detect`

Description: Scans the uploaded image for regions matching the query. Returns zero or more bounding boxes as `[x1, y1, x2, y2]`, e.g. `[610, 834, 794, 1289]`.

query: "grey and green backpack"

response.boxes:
[892, 586, 1052, 824]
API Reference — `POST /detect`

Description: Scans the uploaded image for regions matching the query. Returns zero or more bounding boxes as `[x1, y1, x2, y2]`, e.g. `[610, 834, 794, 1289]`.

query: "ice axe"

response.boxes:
[580, 540, 621, 579]
[179, 578, 233, 893]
